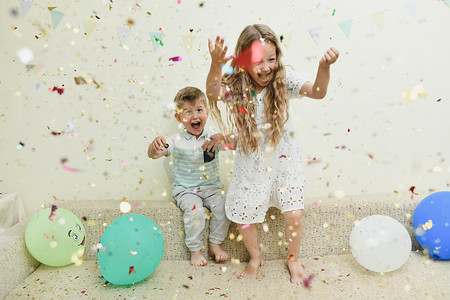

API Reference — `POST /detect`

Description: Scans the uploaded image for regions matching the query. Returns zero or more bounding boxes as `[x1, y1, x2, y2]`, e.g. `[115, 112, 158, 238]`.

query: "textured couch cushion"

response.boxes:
[47, 192, 421, 262]
[5, 252, 449, 299]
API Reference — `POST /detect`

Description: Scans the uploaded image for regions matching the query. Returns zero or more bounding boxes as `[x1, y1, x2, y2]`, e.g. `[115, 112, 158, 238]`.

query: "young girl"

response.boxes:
[205, 24, 339, 285]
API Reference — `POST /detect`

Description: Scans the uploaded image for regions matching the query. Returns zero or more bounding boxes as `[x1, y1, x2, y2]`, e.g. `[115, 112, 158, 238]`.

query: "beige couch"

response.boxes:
[1, 193, 449, 299]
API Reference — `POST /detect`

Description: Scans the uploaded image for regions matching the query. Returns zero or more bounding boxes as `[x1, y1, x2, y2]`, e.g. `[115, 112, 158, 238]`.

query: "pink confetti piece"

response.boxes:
[63, 165, 81, 172]
[241, 224, 250, 229]
[302, 274, 315, 289]
[222, 143, 234, 150]
[49, 204, 57, 221]
[313, 202, 318, 207]
[169, 56, 182, 62]
[279, 155, 286, 158]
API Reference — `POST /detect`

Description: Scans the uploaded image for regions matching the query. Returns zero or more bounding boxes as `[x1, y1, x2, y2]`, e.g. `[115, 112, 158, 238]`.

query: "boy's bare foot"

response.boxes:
[239, 252, 263, 279]
[287, 260, 308, 285]
[209, 243, 229, 262]
[190, 251, 207, 266]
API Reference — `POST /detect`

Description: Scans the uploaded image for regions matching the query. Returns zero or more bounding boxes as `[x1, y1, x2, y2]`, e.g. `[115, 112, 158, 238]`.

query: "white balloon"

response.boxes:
[350, 215, 411, 272]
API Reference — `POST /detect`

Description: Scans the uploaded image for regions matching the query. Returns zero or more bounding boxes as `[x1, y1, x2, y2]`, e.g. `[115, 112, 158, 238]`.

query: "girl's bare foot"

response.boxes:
[287, 260, 308, 285]
[239, 252, 263, 279]
[209, 243, 229, 262]
[190, 251, 207, 266]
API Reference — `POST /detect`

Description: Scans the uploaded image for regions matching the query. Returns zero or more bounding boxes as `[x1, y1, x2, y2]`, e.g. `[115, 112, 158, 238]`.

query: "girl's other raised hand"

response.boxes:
[208, 36, 231, 67]
[319, 47, 340, 68]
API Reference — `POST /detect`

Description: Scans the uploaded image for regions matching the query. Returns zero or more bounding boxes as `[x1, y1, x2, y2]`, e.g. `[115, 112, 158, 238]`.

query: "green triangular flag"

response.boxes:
[443, 0, 450, 7]
[20, 0, 33, 19]
[150, 32, 164, 51]
[403, 0, 417, 19]
[118, 27, 131, 45]
[51, 10, 64, 30]
[371, 10, 386, 30]
[307, 26, 322, 46]
[182, 35, 196, 53]
[338, 19, 353, 39]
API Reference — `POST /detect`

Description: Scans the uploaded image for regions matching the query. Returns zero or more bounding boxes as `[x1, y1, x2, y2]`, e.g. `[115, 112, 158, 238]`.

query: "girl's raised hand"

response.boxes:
[319, 47, 339, 68]
[208, 36, 231, 66]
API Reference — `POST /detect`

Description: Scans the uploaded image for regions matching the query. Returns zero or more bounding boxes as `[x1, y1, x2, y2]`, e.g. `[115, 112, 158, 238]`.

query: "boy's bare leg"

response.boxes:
[209, 243, 229, 262]
[238, 224, 263, 279]
[284, 209, 307, 285]
[191, 250, 208, 266]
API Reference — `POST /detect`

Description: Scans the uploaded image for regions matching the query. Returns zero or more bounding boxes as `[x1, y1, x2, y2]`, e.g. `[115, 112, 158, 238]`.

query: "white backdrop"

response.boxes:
[1, 0, 449, 216]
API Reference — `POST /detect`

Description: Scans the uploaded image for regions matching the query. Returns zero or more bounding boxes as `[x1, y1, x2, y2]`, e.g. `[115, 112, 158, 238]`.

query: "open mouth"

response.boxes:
[191, 122, 201, 130]
[79, 236, 85, 246]
[258, 73, 271, 82]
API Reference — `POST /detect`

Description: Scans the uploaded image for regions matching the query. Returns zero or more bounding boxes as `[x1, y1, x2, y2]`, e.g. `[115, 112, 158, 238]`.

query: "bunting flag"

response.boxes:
[280, 31, 293, 49]
[443, 0, 450, 7]
[307, 26, 322, 46]
[51, 10, 65, 30]
[117, 27, 131, 45]
[182, 35, 196, 53]
[20, 0, 33, 19]
[84, 16, 97, 38]
[338, 19, 353, 39]
[371, 10, 386, 30]
[150, 32, 164, 51]
[403, 0, 418, 19]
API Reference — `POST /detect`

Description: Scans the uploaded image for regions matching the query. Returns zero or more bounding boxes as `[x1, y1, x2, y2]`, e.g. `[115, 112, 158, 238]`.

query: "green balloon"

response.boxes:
[98, 214, 164, 285]
[25, 207, 86, 266]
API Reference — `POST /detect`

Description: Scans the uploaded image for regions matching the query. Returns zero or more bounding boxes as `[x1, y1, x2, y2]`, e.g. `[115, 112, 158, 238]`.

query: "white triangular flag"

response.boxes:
[403, 0, 418, 19]
[84, 16, 97, 38]
[20, 0, 33, 19]
[280, 31, 293, 49]
[51, 10, 64, 30]
[338, 19, 353, 39]
[182, 35, 196, 53]
[150, 32, 164, 51]
[117, 27, 131, 45]
[307, 26, 322, 46]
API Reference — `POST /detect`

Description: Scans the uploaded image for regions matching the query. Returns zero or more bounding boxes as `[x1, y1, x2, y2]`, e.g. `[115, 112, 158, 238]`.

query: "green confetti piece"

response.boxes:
[251, 89, 256, 98]
[332, 9, 336, 16]
[155, 38, 163, 46]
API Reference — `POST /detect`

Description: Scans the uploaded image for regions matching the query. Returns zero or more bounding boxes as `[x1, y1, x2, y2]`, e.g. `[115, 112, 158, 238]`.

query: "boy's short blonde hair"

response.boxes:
[173, 87, 208, 113]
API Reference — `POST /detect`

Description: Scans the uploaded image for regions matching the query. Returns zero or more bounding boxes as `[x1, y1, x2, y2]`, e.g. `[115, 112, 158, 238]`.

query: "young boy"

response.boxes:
[148, 86, 232, 266]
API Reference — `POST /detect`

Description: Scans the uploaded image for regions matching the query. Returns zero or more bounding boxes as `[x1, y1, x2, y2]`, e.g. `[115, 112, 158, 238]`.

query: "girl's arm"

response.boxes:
[206, 36, 231, 102]
[300, 47, 339, 100]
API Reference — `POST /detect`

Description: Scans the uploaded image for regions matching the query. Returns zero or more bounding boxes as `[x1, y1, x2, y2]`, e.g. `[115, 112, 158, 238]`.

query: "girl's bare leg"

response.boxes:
[238, 224, 263, 279]
[284, 209, 307, 284]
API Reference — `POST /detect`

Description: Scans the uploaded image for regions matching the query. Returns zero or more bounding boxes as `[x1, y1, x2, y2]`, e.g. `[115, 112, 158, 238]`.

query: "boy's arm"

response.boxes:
[206, 36, 231, 102]
[148, 136, 168, 159]
[300, 47, 339, 100]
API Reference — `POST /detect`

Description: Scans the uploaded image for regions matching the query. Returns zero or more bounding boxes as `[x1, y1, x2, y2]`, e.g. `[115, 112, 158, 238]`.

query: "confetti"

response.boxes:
[74, 77, 87, 85]
[49, 204, 57, 221]
[51, 86, 65, 95]
[238, 107, 248, 114]
[235, 41, 264, 69]
[302, 274, 315, 289]
[279, 155, 286, 158]
[17, 47, 34, 64]
[16, 141, 25, 149]
[332, 9, 336, 16]
[222, 143, 234, 150]
[129, 266, 136, 275]
[190, 204, 196, 211]
[63, 165, 82, 172]
[241, 224, 250, 229]
[169, 56, 182, 62]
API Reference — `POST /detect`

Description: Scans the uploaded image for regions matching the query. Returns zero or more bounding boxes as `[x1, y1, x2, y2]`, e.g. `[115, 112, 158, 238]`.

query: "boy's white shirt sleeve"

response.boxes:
[285, 66, 309, 97]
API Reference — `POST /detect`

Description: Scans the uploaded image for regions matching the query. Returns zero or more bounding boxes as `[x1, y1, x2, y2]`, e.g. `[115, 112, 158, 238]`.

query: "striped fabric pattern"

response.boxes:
[166, 130, 221, 189]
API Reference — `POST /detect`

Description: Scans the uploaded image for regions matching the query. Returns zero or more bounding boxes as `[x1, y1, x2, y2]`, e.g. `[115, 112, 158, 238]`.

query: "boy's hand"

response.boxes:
[152, 136, 168, 152]
[319, 47, 339, 68]
[208, 36, 232, 67]
[202, 133, 224, 152]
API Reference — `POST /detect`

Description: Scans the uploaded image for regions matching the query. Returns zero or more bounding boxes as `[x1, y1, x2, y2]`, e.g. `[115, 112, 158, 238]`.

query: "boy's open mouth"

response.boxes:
[191, 122, 201, 130]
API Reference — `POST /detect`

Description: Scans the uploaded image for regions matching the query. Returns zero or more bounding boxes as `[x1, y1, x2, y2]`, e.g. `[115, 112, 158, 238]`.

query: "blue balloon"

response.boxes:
[98, 214, 164, 285]
[413, 191, 450, 260]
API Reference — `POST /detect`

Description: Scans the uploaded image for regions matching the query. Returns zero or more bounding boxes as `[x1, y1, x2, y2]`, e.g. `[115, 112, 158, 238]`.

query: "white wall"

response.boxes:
[1, 0, 449, 216]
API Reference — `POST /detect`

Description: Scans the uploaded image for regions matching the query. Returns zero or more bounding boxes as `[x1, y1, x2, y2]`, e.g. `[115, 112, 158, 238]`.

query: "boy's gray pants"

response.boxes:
[172, 186, 230, 252]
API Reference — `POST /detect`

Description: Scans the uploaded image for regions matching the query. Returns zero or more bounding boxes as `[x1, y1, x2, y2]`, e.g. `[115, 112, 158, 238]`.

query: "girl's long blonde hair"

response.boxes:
[210, 24, 288, 156]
